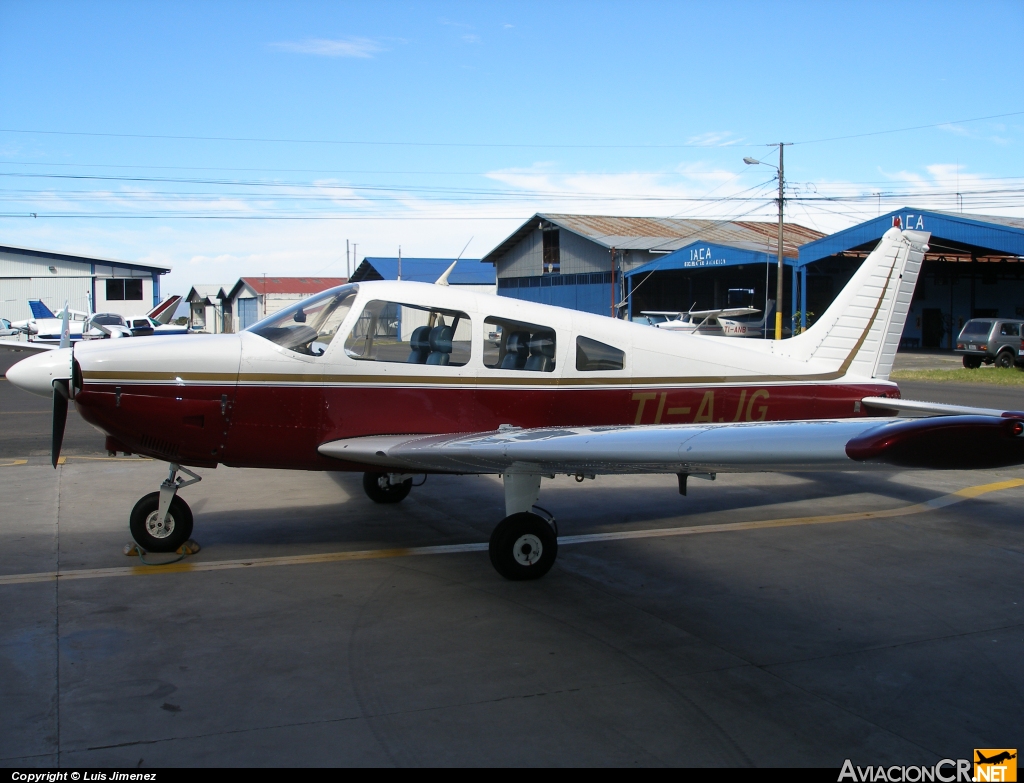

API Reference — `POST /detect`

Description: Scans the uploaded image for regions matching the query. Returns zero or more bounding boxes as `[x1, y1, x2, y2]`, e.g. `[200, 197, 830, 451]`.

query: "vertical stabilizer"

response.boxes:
[777, 228, 929, 380]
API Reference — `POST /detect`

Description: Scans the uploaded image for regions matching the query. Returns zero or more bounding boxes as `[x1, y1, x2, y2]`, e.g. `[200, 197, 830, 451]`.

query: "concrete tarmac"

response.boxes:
[2, 350, 1024, 766]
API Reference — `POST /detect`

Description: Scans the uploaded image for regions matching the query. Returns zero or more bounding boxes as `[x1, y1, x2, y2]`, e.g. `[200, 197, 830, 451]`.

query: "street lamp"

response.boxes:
[745, 144, 789, 340]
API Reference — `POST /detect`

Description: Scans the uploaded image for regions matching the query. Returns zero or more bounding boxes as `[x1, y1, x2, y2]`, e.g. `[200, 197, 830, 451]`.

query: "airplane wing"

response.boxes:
[0, 339, 56, 354]
[319, 414, 1024, 475]
[687, 307, 761, 318]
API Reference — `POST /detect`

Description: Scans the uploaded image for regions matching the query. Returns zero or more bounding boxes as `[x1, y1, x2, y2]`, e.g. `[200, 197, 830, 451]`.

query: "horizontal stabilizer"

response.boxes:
[862, 396, 1024, 419]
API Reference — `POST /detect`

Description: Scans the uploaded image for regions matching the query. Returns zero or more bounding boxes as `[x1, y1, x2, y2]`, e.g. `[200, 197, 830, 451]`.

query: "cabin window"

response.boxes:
[999, 322, 1020, 337]
[484, 317, 556, 372]
[576, 336, 624, 371]
[249, 285, 358, 356]
[344, 300, 472, 366]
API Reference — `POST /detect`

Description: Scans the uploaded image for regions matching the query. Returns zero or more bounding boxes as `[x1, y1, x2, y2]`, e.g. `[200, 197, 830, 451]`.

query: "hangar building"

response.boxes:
[186, 284, 230, 334]
[797, 208, 1024, 348]
[483, 214, 822, 317]
[0, 243, 170, 323]
[225, 277, 348, 332]
[349, 256, 494, 292]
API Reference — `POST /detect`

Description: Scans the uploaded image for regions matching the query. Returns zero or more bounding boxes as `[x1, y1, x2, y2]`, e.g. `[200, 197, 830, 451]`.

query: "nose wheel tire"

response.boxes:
[362, 472, 412, 504]
[129, 492, 194, 553]
[489, 512, 557, 581]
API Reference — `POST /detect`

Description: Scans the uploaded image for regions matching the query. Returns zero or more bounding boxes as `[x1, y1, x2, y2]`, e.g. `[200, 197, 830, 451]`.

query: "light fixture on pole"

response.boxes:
[744, 144, 790, 340]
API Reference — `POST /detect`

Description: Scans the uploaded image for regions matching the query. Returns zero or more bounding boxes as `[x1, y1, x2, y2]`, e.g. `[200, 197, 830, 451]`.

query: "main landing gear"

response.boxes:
[129, 463, 201, 553]
[361, 470, 558, 581]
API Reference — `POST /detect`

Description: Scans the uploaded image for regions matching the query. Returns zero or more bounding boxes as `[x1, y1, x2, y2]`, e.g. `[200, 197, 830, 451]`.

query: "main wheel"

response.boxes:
[995, 351, 1014, 369]
[963, 356, 982, 369]
[129, 492, 194, 553]
[488, 512, 557, 581]
[362, 472, 412, 504]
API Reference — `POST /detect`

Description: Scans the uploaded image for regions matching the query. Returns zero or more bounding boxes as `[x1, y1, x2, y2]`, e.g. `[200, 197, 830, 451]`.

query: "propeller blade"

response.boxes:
[52, 379, 69, 468]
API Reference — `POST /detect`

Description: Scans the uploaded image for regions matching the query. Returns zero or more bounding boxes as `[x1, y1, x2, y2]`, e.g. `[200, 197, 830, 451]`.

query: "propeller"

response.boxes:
[51, 301, 73, 468]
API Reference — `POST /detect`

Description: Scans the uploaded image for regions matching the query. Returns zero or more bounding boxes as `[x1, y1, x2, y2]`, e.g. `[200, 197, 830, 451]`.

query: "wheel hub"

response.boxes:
[145, 510, 176, 539]
[512, 533, 543, 566]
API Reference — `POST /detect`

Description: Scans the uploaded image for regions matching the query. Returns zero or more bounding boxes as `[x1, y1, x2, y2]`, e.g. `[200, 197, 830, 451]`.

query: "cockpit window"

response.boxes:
[91, 314, 124, 326]
[344, 300, 471, 366]
[483, 317, 556, 372]
[576, 336, 624, 371]
[248, 284, 358, 356]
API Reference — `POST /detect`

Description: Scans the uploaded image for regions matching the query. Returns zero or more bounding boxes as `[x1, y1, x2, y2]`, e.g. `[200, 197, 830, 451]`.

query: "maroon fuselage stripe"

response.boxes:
[74, 379, 899, 471]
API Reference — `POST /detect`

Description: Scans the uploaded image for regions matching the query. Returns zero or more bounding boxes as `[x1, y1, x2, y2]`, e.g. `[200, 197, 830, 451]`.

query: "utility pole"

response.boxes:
[352, 244, 358, 276]
[774, 143, 785, 340]
[398, 246, 402, 281]
[346, 239, 350, 278]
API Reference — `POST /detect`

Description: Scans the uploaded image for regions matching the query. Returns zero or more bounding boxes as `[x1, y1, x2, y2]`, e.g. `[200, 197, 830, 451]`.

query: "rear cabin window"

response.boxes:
[999, 323, 1020, 337]
[344, 300, 471, 366]
[962, 320, 992, 336]
[484, 317, 556, 372]
[576, 336, 625, 371]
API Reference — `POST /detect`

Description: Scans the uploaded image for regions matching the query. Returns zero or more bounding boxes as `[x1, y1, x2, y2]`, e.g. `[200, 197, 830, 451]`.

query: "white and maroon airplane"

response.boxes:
[7, 227, 1024, 580]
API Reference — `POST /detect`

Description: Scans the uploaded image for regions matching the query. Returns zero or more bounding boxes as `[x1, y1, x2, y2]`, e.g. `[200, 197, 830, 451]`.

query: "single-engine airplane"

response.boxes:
[641, 300, 776, 338]
[8, 227, 1024, 580]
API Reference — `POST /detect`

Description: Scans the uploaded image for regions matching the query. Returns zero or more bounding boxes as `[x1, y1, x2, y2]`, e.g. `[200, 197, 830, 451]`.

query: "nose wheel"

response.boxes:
[488, 511, 557, 581]
[129, 462, 201, 553]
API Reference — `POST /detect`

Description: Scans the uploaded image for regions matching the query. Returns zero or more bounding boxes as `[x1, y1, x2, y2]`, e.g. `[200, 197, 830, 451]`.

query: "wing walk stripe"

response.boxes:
[2, 478, 1018, 586]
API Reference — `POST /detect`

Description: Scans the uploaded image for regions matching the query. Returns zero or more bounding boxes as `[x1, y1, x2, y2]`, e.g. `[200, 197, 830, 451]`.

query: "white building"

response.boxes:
[224, 277, 347, 332]
[0, 243, 170, 323]
[186, 284, 230, 333]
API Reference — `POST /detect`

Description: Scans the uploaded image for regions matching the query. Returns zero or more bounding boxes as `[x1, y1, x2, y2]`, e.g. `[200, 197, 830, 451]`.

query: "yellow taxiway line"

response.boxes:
[1, 478, 1021, 587]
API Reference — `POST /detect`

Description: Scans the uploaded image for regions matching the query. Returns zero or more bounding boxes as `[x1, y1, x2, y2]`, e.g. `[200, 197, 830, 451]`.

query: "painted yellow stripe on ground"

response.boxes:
[1, 478, 1020, 587]
[0, 459, 28, 467]
[0, 456, 153, 466]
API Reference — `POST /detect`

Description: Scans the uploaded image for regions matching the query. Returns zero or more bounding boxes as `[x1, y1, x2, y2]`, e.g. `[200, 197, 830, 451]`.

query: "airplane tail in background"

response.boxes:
[773, 228, 929, 380]
[148, 295, 182, 324]
[28, 299, 56, 319]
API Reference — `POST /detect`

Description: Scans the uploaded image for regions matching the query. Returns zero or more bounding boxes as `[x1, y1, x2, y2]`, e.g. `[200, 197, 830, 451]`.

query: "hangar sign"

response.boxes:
[683, 247, 728, 268]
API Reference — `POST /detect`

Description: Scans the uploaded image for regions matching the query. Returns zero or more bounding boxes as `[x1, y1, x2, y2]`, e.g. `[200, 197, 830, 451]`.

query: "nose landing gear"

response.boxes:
[129, 463, 201, 553]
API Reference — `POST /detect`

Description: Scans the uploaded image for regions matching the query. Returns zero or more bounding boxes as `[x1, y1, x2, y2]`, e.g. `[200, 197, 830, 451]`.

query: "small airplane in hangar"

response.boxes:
[641, 299, 777, 338]
[7, 227, 1024, 580]
[4, 295, 186, 351]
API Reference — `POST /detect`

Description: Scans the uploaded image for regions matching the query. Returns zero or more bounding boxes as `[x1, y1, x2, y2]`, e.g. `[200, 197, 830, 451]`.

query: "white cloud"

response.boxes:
[269, 37, 383, 58]
[462, 34, 481, 44]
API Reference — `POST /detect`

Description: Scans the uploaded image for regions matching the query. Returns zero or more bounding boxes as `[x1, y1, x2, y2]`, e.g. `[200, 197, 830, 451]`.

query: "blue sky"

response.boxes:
[0, 0, 1021, 297]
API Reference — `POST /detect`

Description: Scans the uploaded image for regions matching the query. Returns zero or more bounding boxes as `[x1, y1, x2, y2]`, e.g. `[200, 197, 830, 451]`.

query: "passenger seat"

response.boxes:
[407, 326, 431, 363]
[500, 332, 531, 369]
[524, 333, 555, 372]
[426, 325, 454, 365]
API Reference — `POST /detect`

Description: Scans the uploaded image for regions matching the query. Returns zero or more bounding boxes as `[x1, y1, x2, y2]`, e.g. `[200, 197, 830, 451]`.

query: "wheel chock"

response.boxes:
[176, 539, 201, 555]
[124, 543, 144, 557]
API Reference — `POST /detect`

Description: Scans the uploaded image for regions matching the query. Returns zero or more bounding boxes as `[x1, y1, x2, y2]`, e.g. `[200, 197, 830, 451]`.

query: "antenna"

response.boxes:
[435, 237, 474, 286]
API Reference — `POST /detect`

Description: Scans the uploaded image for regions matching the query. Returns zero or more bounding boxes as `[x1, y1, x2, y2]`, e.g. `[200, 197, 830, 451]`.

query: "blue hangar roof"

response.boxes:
[624, 240, 795, 279]
[799, 208, 1024, 266]
[350, 257, 494, 285]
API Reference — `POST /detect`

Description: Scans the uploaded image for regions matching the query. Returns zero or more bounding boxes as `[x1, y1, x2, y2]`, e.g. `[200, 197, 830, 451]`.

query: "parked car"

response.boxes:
[954, 318, 1024, 368]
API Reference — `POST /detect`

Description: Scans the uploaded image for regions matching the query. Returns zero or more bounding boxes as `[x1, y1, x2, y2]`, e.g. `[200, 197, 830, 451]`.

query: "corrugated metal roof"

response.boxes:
[232, 277, 347, 298]
[0, 243, 172, 272]
[186, 284, 230, 303]
[926, 210, 1024, 231]
[352, 257, 494, 284]
[482, 214, 823, 263]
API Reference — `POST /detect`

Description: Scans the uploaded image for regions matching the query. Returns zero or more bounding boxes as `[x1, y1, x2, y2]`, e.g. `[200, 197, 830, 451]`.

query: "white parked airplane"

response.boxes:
[642, 300, 777, 337]
[7, 228, 1024, 580]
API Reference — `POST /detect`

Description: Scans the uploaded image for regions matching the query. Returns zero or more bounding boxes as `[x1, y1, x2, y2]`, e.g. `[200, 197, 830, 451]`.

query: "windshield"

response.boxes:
[248, 284, 358, 356]
[961, 320, 992, 337]
[91, 314, 124, 326]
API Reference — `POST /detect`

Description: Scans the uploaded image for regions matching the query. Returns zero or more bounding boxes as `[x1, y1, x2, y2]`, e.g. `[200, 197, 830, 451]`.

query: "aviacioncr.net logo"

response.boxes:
[839, 759, 973, 782]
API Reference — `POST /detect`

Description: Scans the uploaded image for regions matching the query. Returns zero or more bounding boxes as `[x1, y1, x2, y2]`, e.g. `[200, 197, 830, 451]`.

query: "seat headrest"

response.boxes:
[528, 333, 555, 358]
[429, 325, 453, 353]
[506, 331, 531, 356]
[410, 325, 432, 350]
